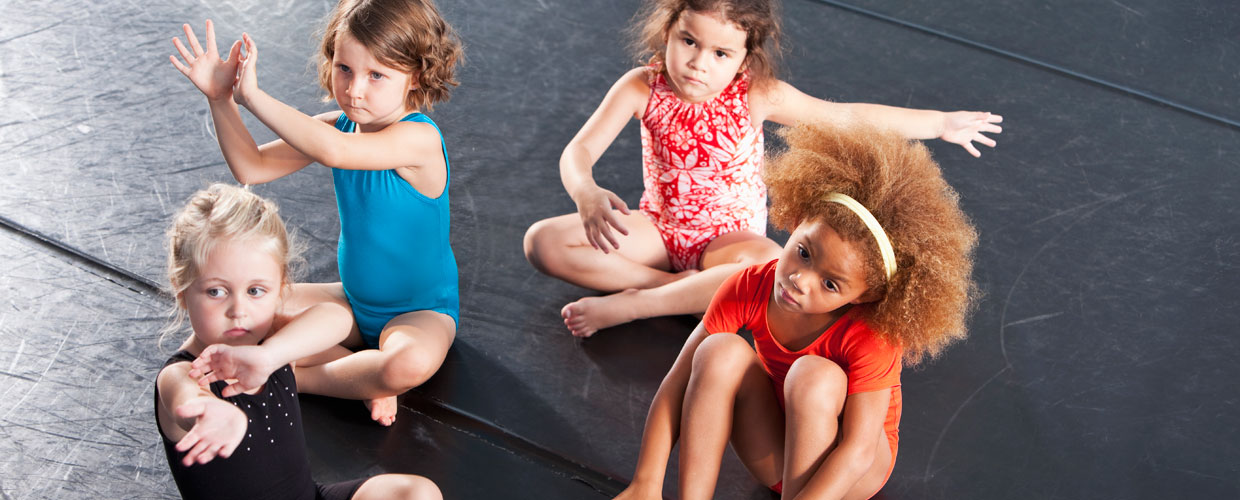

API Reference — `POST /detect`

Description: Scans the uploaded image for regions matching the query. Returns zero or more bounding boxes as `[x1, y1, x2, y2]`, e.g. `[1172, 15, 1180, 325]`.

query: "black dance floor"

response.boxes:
[2, 0, 1237, 498]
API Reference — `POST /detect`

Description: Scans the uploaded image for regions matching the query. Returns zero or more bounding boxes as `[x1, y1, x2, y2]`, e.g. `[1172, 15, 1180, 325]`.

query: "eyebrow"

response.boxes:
[803, 236, 854, 286]
[676, 29, 739, 55]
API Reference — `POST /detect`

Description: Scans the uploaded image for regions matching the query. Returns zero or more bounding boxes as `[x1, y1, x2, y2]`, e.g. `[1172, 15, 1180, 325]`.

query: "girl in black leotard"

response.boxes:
[154, 183, 441, 500]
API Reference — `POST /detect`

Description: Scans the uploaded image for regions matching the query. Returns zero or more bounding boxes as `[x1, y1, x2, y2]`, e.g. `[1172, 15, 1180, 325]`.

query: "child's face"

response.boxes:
[772, 219, 872, 316]
[183, 238, 283, 350]
[332, 31, 416, 131]
[663, 9, 748, 103]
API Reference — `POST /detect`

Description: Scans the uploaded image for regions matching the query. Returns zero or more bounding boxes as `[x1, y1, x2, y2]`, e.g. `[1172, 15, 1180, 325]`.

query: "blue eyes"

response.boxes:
[248, 287, 267, 298]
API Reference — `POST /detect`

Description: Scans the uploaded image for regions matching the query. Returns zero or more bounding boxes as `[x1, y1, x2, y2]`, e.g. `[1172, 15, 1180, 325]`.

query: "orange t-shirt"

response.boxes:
[702, 260, 903, 440]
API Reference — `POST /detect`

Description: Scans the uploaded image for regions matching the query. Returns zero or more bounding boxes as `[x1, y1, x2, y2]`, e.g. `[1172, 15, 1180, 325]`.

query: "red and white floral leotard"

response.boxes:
[639, 68, 766, 271]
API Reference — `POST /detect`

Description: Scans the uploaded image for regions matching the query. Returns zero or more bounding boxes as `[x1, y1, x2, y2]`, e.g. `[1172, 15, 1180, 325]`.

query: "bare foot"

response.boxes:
[365, 395, 398, 426]
[561, 289, 645, 338]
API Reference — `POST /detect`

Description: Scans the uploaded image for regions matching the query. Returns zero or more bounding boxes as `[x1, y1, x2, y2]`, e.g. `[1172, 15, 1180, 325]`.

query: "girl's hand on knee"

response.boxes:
[169, 20, 243, 102]
[232, 33, 261, 107]
[939, 111, 1003, 157]
[174, 397, 246, 466]
[574, 186, 631, 253]
[189, 344, 278, 398]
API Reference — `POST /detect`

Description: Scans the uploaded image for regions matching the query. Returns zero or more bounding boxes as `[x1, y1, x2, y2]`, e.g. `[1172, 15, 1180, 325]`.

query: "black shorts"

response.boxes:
[315, 477, 368, 500]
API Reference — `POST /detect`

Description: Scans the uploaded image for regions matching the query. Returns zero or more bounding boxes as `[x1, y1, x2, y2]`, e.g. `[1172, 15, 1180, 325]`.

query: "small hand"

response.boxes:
[941, 111, 1003, 157]
[174, 397, 247, 466]
[232, 33, 260, 107]
[575, 186, 631, 253]
[189, 344, 278, 398]
[169, 20, 243, 102]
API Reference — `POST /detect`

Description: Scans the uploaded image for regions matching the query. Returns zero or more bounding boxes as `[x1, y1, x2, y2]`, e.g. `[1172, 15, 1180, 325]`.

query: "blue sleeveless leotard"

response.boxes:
[332, 112, 459, 347]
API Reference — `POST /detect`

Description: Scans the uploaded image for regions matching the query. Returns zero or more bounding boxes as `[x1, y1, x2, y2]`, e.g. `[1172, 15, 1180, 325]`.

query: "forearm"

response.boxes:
[241, 89, 344, 167]
[259, 302, 352, 366]
[796, 445, 873, 500]
[837, 103, 946, 140]
[207, 97, 266, 183]
[559, 144, 601, 203]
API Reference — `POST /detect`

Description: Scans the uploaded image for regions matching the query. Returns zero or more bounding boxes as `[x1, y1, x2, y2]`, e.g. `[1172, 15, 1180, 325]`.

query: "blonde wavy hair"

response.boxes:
[163, 184, 302, 338]
[629, 0, 782, 89]
[317, 0, 464, 111]
[765, 122, 980, 364]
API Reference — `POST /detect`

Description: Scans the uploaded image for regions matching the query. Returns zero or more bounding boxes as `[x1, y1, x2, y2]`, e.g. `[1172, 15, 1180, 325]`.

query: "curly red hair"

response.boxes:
[765, 122, 979, 364]
[317, 0, 463, 111]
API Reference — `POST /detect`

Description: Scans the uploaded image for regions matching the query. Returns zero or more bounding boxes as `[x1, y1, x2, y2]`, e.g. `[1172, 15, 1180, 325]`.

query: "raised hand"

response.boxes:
[170, 20, 243, 102]
[189, 344, 279, 398]
[940, 111, 1004, 157]
[574, 185, 631, 253]
[232, 33, 261, 107]
[174, 396, 247, 466]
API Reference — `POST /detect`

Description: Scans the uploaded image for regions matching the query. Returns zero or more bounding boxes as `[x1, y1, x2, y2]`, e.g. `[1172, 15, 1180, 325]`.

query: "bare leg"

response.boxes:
[678, 333, 784, 500]
[294, 307, 456, 426]
[561, 230, 781, 337]
[524, 212, 680, 291]
[780, 356, 892, 500]
[352, 473, 442, 500]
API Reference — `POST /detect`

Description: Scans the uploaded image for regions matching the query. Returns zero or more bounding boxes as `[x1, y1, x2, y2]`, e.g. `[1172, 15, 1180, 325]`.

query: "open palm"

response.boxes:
[170, 19, 242, 102]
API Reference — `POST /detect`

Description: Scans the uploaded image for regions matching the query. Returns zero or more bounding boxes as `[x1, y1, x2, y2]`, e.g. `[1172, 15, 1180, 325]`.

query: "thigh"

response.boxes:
[378, 310, 457, 359]
[699, 229, 781, 269]
[283, 282, 366, 350]
[537, 211, 672, 270]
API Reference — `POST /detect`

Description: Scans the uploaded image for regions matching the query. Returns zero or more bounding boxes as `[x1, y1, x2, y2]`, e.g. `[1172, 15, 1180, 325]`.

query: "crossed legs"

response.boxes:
[283, 283, 456, 426]
[524, 212, 781, 337]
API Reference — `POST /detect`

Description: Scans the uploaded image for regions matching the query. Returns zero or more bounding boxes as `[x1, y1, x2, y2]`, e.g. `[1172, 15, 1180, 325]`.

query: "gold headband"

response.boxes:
[823, 192, 897, 280]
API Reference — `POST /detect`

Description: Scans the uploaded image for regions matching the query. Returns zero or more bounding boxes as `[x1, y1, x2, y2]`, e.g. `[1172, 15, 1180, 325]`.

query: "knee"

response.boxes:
[523, 218, 562, 274]
[380, 344, 443, 392]
[784, 356, 847, 413]
[397, 475, 442, 500]
[734, 241, 782, 267]
[693, 333, 757, 378]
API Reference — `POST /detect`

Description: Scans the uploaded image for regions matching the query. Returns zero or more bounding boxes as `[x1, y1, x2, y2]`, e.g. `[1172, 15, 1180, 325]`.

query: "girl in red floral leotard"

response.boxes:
[524, 0, 1003, 337]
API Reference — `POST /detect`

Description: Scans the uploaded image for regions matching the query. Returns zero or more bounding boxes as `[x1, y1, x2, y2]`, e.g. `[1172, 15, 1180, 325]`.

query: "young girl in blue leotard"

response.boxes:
[169, 0, 463, 426]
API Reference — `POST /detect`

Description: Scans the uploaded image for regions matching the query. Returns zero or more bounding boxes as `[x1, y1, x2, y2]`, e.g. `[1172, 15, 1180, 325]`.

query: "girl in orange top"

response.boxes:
[615, 122, 980, 500]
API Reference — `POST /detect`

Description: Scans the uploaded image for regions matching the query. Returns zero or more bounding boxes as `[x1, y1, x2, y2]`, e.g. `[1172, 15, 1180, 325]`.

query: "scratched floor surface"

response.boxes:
[1, 0, 1238, 499]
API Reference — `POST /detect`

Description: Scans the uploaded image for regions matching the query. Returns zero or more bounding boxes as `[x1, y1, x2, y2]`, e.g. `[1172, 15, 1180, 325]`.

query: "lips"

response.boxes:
[777, 283, 799, 308]
[224, 327, 250, 338]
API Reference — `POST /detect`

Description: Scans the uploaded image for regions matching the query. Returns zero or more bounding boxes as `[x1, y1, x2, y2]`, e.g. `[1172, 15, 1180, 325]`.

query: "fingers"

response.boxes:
[226, 40, 242, 63]
[169, 55, 191, 76]
[986, 113, 1003, 124]
[964, 143, 981, 158]
[241, 32, 256, 63]
[204, 19, 217, 54]
[171, 36, 194, 64]
[974, 134, 997, 148]
[219, 381, 244, 399]
[183, 23, 204, 57]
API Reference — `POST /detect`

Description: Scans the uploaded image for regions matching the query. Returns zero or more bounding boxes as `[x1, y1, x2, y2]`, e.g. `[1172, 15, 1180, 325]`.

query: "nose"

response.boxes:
[788, 271, 805, 292]
[345, 75, 366, 100]
[225, 296, 246, 320]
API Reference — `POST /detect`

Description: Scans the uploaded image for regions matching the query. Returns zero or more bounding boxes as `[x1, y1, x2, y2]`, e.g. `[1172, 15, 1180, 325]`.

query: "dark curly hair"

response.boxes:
[629, 0, 782, 89]
[765, 122, 980, 364]
[317, 0, 463, 111]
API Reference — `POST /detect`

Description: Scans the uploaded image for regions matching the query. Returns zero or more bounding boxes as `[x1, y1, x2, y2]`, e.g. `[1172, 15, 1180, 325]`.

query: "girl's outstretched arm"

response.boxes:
[231, 34, 446, 176]
[156, 362, 247, 466]
[560, 67, 650, 253]
[188, 302, 353, 397]
[170, 20, 317, 185]
[754, 80, 1003, 157]
[615, 324, 711, 500]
